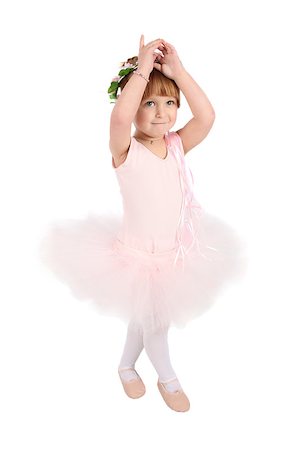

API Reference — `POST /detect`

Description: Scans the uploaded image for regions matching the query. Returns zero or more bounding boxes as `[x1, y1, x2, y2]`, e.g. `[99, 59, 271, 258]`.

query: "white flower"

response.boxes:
[120, 62, 137, 69]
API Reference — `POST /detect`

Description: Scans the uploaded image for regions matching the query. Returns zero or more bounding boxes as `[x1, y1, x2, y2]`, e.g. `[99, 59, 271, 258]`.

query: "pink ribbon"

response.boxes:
[168, 133, 219, 271]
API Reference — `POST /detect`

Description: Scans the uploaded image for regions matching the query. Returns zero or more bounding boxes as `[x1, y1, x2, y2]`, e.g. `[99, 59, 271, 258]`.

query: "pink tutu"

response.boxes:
[38, 210, 247, 334]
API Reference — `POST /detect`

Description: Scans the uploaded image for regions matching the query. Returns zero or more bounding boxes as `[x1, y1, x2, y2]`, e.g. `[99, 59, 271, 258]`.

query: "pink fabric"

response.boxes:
[114, 132, 219, 271]
[113, 133, 183, 255]
[39, 132, 247, 333]
[166, 132, 219, 270]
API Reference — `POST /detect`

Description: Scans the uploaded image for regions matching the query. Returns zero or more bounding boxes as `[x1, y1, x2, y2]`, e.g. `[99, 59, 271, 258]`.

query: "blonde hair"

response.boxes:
[119, 57, 180, 107]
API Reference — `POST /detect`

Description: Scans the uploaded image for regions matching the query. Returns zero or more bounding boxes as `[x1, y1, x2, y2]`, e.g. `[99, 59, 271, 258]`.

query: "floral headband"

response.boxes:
[107, 57, 138, 103]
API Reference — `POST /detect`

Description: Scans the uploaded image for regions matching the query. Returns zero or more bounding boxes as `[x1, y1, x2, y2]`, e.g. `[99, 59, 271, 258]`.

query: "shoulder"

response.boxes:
[174, 115, 216, 154]
[111, 136, 137, 170]
[166, 131, 185, 156]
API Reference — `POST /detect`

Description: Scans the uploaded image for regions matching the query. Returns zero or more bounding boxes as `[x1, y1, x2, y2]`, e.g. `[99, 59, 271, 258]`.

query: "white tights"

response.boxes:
[118, 321, 182, 392]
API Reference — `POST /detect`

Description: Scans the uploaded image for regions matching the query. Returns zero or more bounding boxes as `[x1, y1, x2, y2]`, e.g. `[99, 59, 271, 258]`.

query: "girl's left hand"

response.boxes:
[154, 41, 184, 80]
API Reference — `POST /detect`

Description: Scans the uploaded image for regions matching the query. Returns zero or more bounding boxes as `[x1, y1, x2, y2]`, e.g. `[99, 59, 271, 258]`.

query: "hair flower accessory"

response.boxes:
[108, 57, 138, 103]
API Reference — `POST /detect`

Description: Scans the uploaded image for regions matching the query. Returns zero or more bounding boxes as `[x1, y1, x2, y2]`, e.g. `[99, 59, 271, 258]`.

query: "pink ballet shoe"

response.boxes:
[118, 367, 146, 399]
[157, 377, 190, 412]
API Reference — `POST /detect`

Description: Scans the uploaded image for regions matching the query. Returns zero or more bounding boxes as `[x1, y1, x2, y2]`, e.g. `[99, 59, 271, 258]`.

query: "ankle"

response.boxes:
[159, 377, 182, 393]
[118, 366, 139, 382]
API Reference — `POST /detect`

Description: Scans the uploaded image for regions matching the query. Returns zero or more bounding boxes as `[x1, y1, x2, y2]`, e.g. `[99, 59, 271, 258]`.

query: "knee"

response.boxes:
[142, 325, 170, 343]
[128, 320, 143, 336]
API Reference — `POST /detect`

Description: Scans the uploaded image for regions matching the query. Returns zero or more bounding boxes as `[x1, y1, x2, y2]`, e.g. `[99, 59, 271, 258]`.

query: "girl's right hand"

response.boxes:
[137, 35, 165, 77]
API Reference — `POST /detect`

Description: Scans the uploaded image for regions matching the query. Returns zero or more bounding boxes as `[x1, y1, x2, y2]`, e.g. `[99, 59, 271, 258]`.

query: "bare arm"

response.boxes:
[174, 68, 215, 153]
[109, 74, 148, 157]
[154, 41, 215, 154]
[109, 36, 165, 158]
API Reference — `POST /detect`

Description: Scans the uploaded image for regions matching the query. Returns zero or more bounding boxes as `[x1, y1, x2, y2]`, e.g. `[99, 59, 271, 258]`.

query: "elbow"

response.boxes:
[206, 111, 216, 127]
[209, 109, 216, 121]
[198, 110, 215, 124]
[201, 111, 215, 127]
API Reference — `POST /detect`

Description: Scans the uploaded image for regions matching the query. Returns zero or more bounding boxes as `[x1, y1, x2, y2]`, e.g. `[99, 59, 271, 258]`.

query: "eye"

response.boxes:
[167, 100, 175, 106]
[145, 100, 155, 107]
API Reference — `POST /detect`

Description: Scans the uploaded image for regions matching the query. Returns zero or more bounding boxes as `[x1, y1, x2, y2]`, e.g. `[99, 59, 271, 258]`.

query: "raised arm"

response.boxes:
[109, 36, 165, 158]
[154, 41, 215, 154]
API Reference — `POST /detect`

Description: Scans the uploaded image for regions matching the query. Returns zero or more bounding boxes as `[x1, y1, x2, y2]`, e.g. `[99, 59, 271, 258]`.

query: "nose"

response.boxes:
[155, 105, 165, 117]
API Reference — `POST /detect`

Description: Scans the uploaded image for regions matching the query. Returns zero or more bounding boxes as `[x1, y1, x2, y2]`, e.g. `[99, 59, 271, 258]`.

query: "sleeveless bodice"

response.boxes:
[112, 132, 183, 254]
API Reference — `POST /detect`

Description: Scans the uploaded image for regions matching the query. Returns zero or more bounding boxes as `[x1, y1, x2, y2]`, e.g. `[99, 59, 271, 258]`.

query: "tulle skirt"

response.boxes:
[38, 209, 248, 334]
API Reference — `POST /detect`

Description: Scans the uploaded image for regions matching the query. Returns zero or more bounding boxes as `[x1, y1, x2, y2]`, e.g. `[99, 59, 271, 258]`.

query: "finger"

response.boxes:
[153, 62, 162, 72]
[162, 41, 171, 51]
[157, 44, 167, 55]
[139, 34, 144, 49]
[164, 42, 175, 52]
[154, 48, 164, 57]
[154, 54, 163, 64]
[145, 38, 165, 48]
[157, 44, 166, 51]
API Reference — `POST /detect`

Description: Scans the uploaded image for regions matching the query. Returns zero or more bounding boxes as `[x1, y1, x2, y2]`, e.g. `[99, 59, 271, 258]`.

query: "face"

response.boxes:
[133, 95, 178, 139]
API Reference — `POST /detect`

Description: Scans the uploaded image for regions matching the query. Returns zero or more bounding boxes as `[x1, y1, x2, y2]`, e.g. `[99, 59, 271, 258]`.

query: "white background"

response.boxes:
[1, 0, 299, 448]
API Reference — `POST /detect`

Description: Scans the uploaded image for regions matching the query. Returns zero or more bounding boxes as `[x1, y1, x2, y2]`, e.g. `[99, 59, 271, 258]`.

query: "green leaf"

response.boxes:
[108, 81, 118, 93]
[118, 67, 135, 77]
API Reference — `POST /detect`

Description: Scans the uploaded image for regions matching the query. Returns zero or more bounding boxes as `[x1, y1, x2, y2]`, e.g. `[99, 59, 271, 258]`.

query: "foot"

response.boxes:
[157, 377, 190, 412]
[118, 367, 139, 382]
[118, 367, 146, 399]
[159, 377, 182, 393]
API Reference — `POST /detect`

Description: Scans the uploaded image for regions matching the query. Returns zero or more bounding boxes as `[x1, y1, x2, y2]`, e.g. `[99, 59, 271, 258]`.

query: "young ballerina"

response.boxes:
[39, 35, 246, 413]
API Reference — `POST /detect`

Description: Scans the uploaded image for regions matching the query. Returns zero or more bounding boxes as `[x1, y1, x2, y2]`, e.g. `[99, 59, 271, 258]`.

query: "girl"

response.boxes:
[39, 35, 246, 413]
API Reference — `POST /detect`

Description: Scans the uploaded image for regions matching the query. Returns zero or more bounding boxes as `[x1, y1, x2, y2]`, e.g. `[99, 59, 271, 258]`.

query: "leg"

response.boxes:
[118, 320, 144, 381]
[142, 326, 182, 392]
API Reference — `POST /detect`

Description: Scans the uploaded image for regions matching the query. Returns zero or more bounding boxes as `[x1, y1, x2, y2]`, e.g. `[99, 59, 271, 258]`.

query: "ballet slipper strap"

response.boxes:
[118, 367, 136, 373]
[159, 376, 178, 384]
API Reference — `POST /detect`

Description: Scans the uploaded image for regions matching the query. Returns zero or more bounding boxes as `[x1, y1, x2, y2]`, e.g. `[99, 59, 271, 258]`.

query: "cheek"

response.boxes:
[170, 110, 177, 121]
[136, 110, 150, 124]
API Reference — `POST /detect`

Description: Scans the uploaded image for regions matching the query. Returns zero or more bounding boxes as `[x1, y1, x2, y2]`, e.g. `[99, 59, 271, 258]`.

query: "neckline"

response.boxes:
[132, 134, 170, 161]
